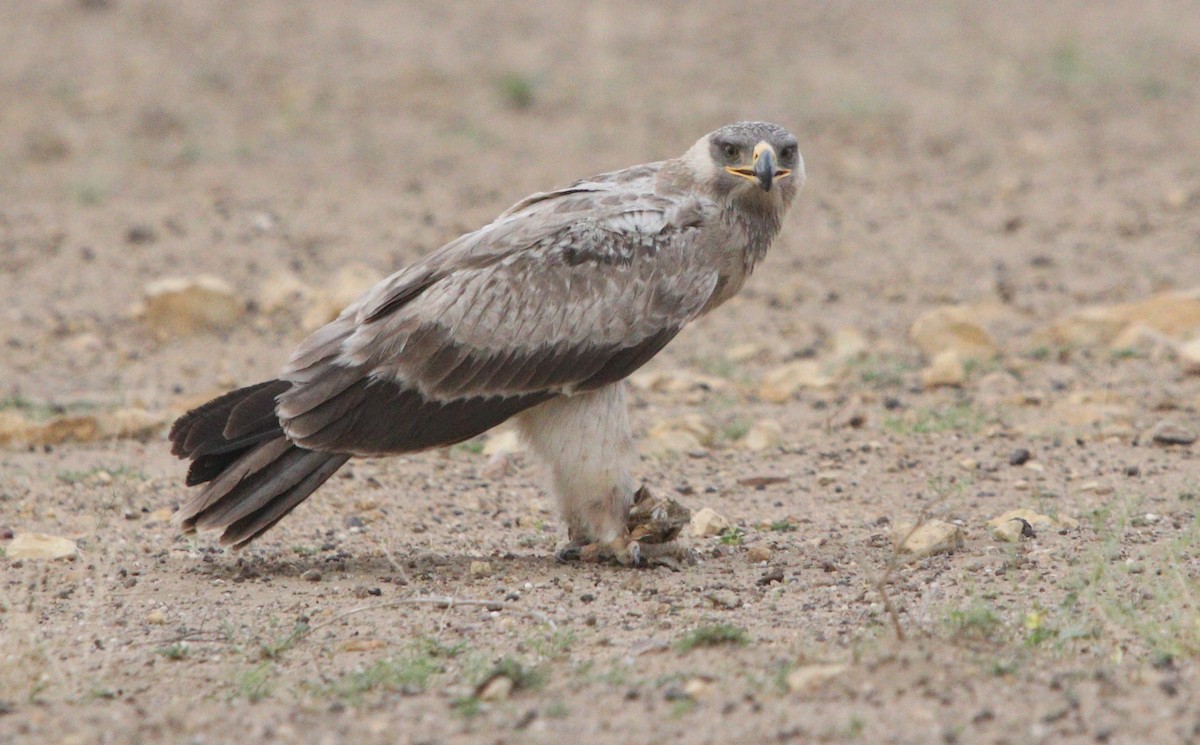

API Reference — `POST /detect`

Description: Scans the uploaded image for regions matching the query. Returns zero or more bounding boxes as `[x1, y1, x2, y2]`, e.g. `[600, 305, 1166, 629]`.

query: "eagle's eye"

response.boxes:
[780, 144, 797, 161]
[721, 142, 739, 159]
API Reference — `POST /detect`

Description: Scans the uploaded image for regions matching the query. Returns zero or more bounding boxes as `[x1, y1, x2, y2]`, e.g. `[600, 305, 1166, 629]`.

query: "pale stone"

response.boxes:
[477, 675, 513, 702]
[831, 327, 869, 362]
[142, 275, 244, 336]
[909, 306, 998, 362]
[0, 412, 37, 446]
[786, 663, 847, 694]
[146, 609, 166, 625]
[1179, 338, 1200, 374]
[988, 509, 1078, 542]
[1042, 289, 1200, 347]
[746, 545, 772, 563]
[97, 408, 167, 441]
[691, 507, 731, 537]
[469, 560, 492, 578]
[684, 677, 716, 699]
[63, 332, 103, 355]
[628, 369, 729, 395]
[725, 343, 767, 363]
[258, 272, 313, 313]
[893, 520, 964, 557]
[759, 361, 834, 403]
[7, 533, 78, 560]
[919, 350, 966, 388]
[645, 415, 714, 456]
[739, 420, 783, 451]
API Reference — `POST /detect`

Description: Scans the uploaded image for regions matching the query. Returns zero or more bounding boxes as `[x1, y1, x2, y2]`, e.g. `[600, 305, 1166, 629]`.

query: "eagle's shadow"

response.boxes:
[195, 547, 567, 583]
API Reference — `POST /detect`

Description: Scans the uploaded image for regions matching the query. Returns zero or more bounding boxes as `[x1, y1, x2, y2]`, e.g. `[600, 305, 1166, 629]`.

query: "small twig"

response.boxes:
[369, 538, 412, 586]
[862, 512, 928, 642]
[306, 595, 557, 634]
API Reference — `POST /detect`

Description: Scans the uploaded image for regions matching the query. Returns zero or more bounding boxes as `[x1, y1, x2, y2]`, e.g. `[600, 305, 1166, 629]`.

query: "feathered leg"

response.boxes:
[514, 383, 642, 564]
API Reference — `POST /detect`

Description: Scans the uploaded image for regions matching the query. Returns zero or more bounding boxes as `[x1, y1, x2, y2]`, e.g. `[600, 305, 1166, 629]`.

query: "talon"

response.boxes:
[579, 543, 609, 563]
[620, 540, 642, 567]
[555, 545, 582, 563]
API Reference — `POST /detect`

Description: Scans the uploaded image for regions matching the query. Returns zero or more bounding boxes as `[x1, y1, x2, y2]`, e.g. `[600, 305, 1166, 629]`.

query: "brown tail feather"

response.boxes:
[169, 380, 349, 548]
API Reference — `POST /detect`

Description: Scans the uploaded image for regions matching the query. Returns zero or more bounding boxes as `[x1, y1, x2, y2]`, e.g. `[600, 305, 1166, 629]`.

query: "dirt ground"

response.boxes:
[4, 1, 1200, 743]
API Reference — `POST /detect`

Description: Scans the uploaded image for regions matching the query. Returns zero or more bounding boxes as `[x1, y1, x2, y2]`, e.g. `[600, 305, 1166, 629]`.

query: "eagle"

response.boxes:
[169, 121, 805, 565]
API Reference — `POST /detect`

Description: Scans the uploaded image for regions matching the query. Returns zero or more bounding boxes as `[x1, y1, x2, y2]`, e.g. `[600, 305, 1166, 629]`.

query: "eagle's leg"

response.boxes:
[515, 383, 641, 565]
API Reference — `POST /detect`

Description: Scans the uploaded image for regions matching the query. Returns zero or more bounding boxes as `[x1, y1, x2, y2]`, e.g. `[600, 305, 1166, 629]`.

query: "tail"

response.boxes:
[168, 380, 351, 549]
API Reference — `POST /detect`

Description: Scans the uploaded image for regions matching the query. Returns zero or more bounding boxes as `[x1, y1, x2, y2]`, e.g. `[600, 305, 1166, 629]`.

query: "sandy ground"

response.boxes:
[4, 1, 1200, 743]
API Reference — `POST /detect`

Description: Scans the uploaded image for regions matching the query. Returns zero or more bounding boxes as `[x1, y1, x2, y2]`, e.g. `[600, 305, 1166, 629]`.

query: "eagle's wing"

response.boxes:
[275, 176, 722, 456]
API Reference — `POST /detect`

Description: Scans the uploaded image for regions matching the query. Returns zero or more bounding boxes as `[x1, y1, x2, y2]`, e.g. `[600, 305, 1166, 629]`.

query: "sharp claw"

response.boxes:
[555, 545, 582, 563]
[624, 540, 642, 567]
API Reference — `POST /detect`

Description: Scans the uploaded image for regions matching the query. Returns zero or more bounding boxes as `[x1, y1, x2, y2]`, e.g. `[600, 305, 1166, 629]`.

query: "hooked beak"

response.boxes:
[725, 141, 793, 192]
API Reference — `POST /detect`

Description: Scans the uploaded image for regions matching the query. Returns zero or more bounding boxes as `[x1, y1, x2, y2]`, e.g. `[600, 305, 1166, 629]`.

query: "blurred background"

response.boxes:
[2, 0, 1197, 410]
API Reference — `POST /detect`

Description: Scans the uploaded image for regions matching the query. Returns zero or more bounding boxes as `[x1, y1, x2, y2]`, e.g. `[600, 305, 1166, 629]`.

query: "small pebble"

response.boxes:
[746, 545, 772, 563]
[1008, 448, 1032, 466]
[1150, 423, 1197, 446]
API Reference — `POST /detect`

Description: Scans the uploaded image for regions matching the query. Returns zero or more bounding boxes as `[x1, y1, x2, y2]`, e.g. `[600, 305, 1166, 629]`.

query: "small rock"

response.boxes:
[1041, 289, 1200, 348]
[919, 350, 966, 388]
[1008, 448, 1032, 466]
[341, 638, 387, 653]
[257, 272, 313, 314]
[786, 663, 847, 694]
[690, 507, 731, 537]
[746, 545, 772, 563]
[1178, 338, 1200, 374]
[739, 420, 783, 451]
[706, 590, 742, 609]
[910, 306, 998, 362]
[1148, 422, 1197, 447]
[145, 609, 166, 625]
[893, 520, 964, 557]
[725, 343, 767, 363]
[141, 275, 244, 337]
[300, 569, 322, 582]
[628, 369, 729, 396]
[477, 675, 514, 702]
[758, 361, 834, 402]
[645, 415, 714, 456]
[126, 224, 157, 245]
[684, 677, 715, 699]
[831, 327, 869, 362]
[63, 332, 103, 355]
[97, 408, 168, 441]
[6, 533, 78, 561]
[469, 560, 493, 578]
[987, 509, 1078, 543]
[757, 568, 785, 585]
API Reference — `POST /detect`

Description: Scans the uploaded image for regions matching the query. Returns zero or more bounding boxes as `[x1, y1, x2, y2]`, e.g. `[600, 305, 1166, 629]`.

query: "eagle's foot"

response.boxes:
[636, 541, 698, 571]
[555, 536, 642, 566]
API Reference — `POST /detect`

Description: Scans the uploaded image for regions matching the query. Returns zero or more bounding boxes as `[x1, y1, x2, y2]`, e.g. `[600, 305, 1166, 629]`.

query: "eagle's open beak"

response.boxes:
[726, 141, 792, 192]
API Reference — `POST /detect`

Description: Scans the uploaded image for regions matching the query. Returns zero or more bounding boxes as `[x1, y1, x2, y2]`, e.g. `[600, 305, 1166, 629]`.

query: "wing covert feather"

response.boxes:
[277, 177, 723, 455]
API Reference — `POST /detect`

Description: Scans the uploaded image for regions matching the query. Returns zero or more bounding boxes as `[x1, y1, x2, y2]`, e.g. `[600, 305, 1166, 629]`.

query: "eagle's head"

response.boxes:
[686, 121, 805, 211]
